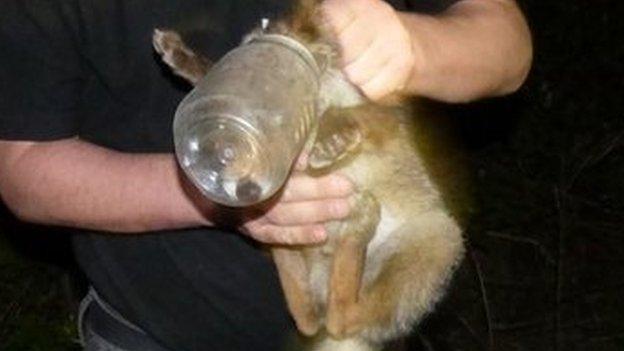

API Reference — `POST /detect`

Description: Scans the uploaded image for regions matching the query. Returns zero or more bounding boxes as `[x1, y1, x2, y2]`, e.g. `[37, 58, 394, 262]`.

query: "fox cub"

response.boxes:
[153, 2, 466, 350]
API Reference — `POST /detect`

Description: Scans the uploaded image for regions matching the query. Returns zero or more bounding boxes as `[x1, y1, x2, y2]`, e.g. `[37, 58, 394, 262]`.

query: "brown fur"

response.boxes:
[153, 2, 467, 349]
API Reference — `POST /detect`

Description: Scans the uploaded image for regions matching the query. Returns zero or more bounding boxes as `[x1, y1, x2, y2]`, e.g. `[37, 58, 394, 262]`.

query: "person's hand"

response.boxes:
[239, 155, 354, 245]
[320, 0, 419, 100]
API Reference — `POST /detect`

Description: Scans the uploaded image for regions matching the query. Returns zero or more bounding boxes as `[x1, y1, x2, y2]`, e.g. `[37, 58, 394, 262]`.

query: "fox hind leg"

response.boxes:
[331, 211, 464, 342]
[325, 192, 380, 339]
[272, 247, 320, 336]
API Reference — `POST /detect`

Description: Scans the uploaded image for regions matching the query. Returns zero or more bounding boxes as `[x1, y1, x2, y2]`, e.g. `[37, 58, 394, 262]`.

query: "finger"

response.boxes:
[281, 174, 354, 202]
[247, 222, 327, 245]
[343, 40, 392, 87]
[334, 18, 374, 65]
[360, 55, 412, 100]
[265, 198, 351, 225]
[320, 0, 358, 35]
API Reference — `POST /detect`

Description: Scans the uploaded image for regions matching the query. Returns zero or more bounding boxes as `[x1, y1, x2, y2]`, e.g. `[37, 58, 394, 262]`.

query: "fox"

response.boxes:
[152, 1, 467, 350]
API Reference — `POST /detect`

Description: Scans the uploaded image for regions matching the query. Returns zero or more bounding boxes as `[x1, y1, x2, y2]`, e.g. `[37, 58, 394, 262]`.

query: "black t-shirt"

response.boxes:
[0, 1, 459, 350]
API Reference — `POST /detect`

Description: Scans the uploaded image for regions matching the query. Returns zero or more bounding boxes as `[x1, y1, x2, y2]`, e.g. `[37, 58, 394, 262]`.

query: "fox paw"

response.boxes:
[308, 110, 362, 170]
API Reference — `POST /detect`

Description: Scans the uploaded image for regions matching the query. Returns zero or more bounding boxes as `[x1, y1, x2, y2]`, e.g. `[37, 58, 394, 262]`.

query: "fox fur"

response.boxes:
[152, 1, 467, 350]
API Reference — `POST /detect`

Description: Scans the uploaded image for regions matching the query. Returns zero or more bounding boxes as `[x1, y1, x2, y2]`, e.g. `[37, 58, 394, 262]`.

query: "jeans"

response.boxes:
[78, 288, 171, 351]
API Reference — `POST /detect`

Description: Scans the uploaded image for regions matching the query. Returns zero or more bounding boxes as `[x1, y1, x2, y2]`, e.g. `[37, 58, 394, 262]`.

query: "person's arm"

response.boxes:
[0, 138, 352, 243]
[321, 0, 533, 102]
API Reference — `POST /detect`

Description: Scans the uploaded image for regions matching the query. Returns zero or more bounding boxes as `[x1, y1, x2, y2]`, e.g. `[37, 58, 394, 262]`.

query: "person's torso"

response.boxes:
[68, 1, 457, 350]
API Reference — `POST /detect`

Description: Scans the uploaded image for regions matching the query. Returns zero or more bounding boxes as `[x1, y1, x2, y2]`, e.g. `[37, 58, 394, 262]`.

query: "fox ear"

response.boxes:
[152, 29, 211, 85]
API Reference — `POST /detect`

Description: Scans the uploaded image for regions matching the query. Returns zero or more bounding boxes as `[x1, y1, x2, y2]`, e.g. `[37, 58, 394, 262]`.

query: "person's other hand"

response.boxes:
[320, 0, 418, 100]
[240, 155, 353, 245]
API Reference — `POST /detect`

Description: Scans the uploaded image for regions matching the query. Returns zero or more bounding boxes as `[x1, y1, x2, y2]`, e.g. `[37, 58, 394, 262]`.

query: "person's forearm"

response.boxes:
[400, 0, 533, 102]
[0, 139, 212, 233]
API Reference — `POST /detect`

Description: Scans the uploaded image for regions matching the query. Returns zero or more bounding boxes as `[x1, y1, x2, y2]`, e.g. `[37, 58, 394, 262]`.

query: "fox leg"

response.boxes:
[328, 211, 464, 342]
[325, 192, 380, 338]
[308, 107, 363, 170]
[152, 29, 211, 85]
[272, 247, 320, 336]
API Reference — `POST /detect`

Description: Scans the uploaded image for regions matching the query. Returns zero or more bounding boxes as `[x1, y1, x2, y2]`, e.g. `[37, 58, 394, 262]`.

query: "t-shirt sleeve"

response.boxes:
[0, 0, 85, 140]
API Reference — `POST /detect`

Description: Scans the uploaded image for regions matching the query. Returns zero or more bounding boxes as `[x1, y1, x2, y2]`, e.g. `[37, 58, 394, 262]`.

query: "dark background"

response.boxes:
[1, 0, 623, 350]
[415, 1, 624, 350]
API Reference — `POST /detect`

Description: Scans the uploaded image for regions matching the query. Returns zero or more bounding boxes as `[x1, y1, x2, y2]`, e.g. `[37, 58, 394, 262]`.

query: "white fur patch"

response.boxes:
[363, 206, 402, 284]
[368, 206, 401, 252]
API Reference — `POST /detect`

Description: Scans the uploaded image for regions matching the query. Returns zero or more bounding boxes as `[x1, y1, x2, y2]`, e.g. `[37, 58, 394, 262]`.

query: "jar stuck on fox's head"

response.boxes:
[173, 33, 322, 207]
